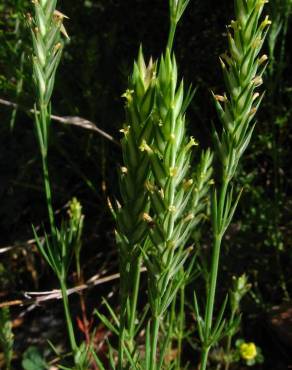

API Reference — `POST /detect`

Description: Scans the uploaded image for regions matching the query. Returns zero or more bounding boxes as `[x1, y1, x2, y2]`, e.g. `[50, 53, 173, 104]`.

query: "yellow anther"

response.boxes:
[122, 89, 134, 104]
[120, 166, 128, 174]
[260, 15, 272, 29]
[139, 140, 153, 153]
[185, 136, 199, 151]
[145, 180, 156, 193]
[168, 205, 176, 213]
[252, 76, 263, 87]
[252, 37, 262, 49]
[119, 125, 130, 136]
[169, 167, 178, 177]
[184, 213, 194, 223]
[53, 42, 62, 53]
[214, 94, 227, 103]
[183, 179, 193, 190]
[53, 9, 69, 20]
[142, 212, 153, 223]
[258, 54, 268, 65]
[249, 107, 257, 116]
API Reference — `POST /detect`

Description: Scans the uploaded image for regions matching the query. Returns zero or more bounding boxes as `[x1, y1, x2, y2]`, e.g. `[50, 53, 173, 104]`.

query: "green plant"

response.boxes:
[0, 307, 14, 370]
[139, 50, 213, 369]
[101, 1, 212, 370]
[225, 274, 251, 370]
[193, 1, 269, 369]
[28, 0, 86, 366]
[22, 346, 47, 370]
[100, 1, 213, 369]
[0, 0, 29, 129]
[101, 47, 158, 370]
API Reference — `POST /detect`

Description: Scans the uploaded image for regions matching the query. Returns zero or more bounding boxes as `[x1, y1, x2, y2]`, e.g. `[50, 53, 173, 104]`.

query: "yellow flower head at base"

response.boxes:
[240, 342, 257, 361]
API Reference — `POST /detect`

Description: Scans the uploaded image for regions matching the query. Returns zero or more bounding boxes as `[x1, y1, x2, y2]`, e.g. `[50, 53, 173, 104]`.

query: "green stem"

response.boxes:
[41, 151, 55, 234]
[150, 316, 160, 370]
[200, 347, 210, 370]
[167, 20, 177, 52]
[177, 284, 185, 369]
[37, 105, 56, 237]
[118, 281, 127, 370]
[201, 182, 227, 370]
[224, 310, 235, 370]
[204, 234, 222, 336]
[129, 256, 142, 345]
[60, 278, 78, 354]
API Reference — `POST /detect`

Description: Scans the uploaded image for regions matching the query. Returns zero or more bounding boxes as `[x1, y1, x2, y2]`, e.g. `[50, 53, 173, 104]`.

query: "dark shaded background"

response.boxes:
[1, 1, 292, 368]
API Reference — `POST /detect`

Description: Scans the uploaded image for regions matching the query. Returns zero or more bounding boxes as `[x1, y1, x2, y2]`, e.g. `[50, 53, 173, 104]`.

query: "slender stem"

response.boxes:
[204, 181, 227, 334]
[118, 324, 125, 370]
[118, 281, 127, 370]
[41, 151, 55, 233]
[177, 284, 185, 369]
[167, 20, 177, 52]
[200, 347, 210, 370]
[169, 298, 176, 365]
[201, 182, 227, 370]
[204, 234, 222, 336]
[129, 255, 142, 344]
[119, 254, 141, 367]
[37, 105, 56, 236]
[224, 310, 235, 370]
[60, 278, 78, 354]
[150, 316, 160, 370]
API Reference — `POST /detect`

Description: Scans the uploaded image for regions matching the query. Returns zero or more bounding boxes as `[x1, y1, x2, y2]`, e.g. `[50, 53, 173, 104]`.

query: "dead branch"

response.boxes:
[0, 97, 120, 147]
[0, 268, 146, 309]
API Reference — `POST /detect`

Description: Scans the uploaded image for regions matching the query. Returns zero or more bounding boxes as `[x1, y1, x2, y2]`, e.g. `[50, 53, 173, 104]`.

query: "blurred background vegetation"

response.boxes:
[0, 0, 292, 369]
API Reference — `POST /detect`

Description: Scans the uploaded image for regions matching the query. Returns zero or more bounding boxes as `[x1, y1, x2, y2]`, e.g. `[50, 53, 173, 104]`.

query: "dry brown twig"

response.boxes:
[0, 268, 147, 309]
[0, 97, 120, 147]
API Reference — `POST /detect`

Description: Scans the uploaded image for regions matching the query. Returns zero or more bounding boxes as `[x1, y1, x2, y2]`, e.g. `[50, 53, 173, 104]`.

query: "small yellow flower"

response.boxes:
[240, 342, 257, 361]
